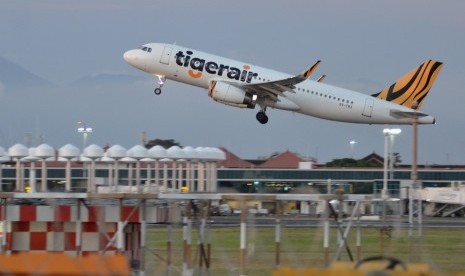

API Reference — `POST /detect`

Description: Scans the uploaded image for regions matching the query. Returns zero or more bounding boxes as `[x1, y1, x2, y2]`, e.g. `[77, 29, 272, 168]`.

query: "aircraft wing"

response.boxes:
[234, 60, 321, 101]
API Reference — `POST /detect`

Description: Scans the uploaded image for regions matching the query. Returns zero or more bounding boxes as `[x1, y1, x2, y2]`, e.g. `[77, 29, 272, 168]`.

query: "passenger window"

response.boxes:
[148, 48, 152, 52]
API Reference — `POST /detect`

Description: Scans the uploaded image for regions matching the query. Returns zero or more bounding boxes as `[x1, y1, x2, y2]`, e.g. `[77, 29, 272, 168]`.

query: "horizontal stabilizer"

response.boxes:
[390, 109, 435, 124]
[390, 109, 429, 119]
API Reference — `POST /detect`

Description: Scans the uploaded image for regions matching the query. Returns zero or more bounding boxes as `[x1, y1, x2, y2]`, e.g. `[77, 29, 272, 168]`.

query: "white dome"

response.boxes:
[21, 147, 40, 162]
[79, 154, 92, 162]
[211, 147, 226, 160]
[148, 145, 167, 159]
[8, 143, 28, 158]
[141, 157, 155, 162]
[183, 146, 198, 160]
[167, 146, 186, 160]
[56, 157, 71, 162]
[100, 154, 115, 163]
[35, 143, 55, 159]
[83, 144, 104, 159]
[159, 157, 173, 163]
[194, 147, 208, 160]
[59, 144, 80, 159]
[196, 147, 216, 161]
[107, 144, 127, 159]
[201, 147, 217, 161]
[120, 156, 136, 163]
[127, 145, 149, 160]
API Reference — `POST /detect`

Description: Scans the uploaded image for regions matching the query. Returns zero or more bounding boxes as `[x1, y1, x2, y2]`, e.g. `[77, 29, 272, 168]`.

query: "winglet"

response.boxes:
[371, 60, 443, 110]
[301, 60, 321, 79]
[317, 74, 326, 82]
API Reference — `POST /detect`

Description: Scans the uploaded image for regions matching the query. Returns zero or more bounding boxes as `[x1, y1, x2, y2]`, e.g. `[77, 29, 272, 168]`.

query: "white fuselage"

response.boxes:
[123, 43, 434, 124]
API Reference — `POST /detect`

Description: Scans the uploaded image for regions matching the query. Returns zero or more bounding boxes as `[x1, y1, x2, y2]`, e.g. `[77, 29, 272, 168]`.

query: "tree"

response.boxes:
[325, 158, 378, 167]
[392, 152, 402, 166]
[144, 138, 182, 149]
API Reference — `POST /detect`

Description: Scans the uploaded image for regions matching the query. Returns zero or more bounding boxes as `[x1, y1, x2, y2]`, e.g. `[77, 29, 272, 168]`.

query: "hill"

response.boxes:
[0, 56, 53, 91]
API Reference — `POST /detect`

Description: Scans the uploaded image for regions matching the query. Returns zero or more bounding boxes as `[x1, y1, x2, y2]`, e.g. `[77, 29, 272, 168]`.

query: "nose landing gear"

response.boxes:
[154, 76, 166, 95]
[256, 110, 269, 124]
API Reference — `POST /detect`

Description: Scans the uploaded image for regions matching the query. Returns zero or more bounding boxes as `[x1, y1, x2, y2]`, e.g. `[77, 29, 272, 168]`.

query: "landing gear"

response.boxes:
[256, 111, 269, 124]
[153, 75, 166, 95]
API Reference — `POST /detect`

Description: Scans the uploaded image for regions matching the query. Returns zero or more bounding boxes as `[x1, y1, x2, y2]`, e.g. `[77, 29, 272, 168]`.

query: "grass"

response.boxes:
[143, 225, 465, 275]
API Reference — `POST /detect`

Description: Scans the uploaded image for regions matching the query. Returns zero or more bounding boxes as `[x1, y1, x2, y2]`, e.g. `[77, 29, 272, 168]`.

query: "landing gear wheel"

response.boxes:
[256, 111, 269, 124]
[154, 88, 162, 95]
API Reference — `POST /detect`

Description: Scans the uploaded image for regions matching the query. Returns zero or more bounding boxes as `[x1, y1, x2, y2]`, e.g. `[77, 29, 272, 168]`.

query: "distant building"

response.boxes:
[219, 148, 314, 169]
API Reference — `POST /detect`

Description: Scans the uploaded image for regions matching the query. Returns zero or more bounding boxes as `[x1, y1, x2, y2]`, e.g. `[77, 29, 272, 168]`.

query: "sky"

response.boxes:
[0, 0, 465, 164]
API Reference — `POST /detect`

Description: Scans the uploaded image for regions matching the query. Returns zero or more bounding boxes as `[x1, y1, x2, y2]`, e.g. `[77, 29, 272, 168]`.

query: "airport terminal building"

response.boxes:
[1, 145, 464, 197]
[217, 148, 465, 196]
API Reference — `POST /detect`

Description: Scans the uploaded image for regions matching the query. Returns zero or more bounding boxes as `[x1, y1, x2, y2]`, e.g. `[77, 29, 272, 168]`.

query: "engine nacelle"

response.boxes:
[208, 81, 256, 109]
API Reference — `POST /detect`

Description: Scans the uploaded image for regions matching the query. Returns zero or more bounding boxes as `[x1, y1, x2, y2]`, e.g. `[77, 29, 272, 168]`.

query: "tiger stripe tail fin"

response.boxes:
[371, 60, 443, 110]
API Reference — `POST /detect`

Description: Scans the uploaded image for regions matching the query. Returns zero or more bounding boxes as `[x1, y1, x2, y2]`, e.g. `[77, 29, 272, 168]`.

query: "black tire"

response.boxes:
[154, 88, 162, 95]
[256, 111, 269, 124]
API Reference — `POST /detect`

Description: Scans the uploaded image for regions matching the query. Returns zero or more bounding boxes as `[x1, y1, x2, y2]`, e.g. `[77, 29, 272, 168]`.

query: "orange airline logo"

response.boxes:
[188, 69, 202, 78]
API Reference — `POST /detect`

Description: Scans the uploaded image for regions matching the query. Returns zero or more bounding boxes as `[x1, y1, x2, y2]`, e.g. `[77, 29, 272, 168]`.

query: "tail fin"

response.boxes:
[371, 60, 443, 110]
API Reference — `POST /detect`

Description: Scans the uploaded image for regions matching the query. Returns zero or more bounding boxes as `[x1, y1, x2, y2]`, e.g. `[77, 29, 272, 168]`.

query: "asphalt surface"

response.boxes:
[206, 215, 465, 228]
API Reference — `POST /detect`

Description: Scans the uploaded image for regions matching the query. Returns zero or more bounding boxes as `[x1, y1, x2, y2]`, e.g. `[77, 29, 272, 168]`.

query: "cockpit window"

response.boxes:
[141, 46, 152, 52]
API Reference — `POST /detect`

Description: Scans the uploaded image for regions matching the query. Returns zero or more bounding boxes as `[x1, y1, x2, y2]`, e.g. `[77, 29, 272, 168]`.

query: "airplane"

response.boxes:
[123, 43, 443, 125]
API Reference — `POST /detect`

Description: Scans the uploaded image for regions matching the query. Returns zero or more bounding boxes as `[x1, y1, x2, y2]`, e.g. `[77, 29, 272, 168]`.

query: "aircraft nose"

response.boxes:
[123, 49, 146, 71]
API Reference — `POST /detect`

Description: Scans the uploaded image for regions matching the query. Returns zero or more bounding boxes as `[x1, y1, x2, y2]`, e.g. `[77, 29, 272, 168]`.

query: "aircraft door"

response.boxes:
[362, 98, 374, 117]
[160, 46, 173, 65]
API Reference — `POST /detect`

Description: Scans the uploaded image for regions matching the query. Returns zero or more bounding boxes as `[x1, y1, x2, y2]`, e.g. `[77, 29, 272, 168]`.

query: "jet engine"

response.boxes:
[208, 81, 256, 109]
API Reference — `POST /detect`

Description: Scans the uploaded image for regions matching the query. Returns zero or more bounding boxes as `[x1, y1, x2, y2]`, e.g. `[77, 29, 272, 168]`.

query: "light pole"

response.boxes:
[77, 121, 93, 150]
[388, 129, 402, 180]
[349, 140, 357, 158]
[382, 128, 401, 199]
[77, 122, 92, 185]
[389, 136, 397, 180]
[409, 101, 422, 237]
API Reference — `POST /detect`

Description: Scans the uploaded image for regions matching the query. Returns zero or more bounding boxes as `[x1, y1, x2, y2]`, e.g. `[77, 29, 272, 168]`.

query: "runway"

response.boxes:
[206, 215, 465, 228]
